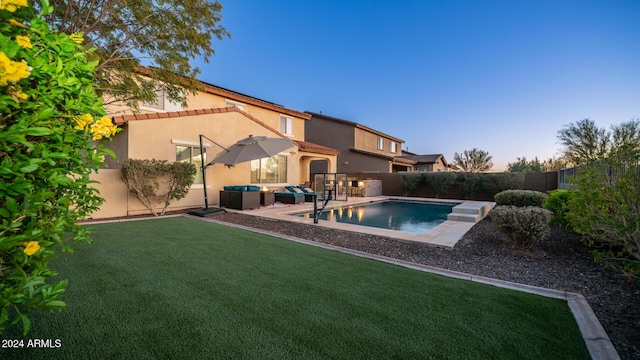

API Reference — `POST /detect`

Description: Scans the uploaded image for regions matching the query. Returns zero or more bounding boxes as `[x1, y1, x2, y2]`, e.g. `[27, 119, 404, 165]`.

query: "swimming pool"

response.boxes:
[299, 201, 458, 234]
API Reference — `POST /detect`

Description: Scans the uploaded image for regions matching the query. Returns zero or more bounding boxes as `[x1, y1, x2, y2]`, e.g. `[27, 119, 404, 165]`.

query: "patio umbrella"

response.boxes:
[189, 134, 295, 216]
[208, 135, 295, 166]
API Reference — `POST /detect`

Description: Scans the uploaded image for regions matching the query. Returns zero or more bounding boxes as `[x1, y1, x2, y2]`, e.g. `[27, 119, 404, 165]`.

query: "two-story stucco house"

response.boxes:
[91, 77, 339, 218]
[304, 112, 411, 174]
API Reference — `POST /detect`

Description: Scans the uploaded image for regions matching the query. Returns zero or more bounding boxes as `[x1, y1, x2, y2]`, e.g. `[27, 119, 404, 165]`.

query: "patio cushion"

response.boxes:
[223, 185, 261, 192]
[297, 186, 314, 194]
[274, 192, 303, 197]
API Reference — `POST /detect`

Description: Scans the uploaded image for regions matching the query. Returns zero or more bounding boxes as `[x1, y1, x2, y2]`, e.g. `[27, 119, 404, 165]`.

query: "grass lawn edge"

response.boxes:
[189, 214, 620, 360]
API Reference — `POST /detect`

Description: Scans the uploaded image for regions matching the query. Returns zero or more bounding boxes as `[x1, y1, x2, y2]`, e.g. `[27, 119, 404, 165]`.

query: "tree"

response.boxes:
[453, 148, 493, 173]
[506, 156, 569, 173]
[557, 118, 609, 165]
[558, 118, 640, 277]
[42, 0, 230, 108]
[1, 1, 117, 334]
[558, 118, 640, 166]
[506, 157, 546, 173]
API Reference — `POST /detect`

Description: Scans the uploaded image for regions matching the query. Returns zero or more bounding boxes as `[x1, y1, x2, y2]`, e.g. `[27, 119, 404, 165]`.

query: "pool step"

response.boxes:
[447, 202, 494, 223]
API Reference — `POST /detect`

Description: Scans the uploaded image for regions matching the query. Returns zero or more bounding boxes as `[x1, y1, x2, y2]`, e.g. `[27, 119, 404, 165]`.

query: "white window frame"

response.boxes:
[250, 154, 288, 184]
[390, 141, 397, 153]
[142, 89, 165, 110]
[140, 88, 183, 112]
[172, 139, 210, 187]
[377, 137, 384, 150]
[225, 100, 245, 111]
[280, 116, 293, 136]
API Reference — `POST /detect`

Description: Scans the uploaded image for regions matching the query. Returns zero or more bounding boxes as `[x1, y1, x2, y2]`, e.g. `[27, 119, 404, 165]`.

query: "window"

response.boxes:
[225, 101, 245, 111]
[142, 89, 164, 110]
[377, 137, 384, 150]
[250, 155, 287, 183]
[176, 145, 206, 184]
[390, 141, 397, 153]
[280, 116, 292, 135]
[416, 165, 433, 172]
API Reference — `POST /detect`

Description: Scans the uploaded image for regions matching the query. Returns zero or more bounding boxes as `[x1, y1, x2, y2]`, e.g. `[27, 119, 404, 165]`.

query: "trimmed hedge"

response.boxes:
[490, 206, 552, 249]
[494, 190, 547, 207]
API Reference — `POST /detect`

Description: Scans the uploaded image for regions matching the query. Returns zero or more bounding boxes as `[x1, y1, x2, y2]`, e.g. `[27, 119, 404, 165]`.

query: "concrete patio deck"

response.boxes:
[231, 196, 494, 248]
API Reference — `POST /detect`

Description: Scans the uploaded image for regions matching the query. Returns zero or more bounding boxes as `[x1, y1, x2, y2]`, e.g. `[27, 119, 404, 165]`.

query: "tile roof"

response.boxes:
[349, 148, 395, 161]
[392, 156, 417, 165]
[111, 107, 338, 157]
[294, 140, 340, 156]
[306, 111, 404, 143]
[396, 154, 448, 166]
[137, 65, 310, 120]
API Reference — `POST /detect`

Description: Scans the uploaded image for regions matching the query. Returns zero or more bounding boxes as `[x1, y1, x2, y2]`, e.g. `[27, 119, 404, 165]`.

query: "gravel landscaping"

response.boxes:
[210, 211, 640, 359]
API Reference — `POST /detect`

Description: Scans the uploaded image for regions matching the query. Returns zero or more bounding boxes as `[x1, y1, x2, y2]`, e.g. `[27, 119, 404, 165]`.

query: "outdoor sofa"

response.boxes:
[219, 185, 260, 210]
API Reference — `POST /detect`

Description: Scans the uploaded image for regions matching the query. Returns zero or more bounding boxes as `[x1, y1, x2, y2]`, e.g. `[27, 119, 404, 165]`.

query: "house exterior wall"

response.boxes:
[94, 111, 310, 217]
[346, 151, 392, 173]
[186, 92, 306, 141]
[305, 117, 354, 173]
[305, 114, 403, 173]
[353, 127, 399, 158]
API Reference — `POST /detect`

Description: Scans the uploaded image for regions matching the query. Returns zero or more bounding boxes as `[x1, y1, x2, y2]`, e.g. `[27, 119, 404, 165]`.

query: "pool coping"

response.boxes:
[231, 196, 492, 248]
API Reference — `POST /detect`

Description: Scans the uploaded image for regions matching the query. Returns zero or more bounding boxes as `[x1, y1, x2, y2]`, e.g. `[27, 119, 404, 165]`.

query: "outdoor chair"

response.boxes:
[220, 185, 261, 210]
[274, 187, 305, 204]
[284, 186, 315, 202]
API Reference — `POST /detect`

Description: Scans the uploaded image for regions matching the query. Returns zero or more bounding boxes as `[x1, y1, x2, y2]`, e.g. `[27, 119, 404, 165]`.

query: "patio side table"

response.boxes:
[260, 191, 275, 206]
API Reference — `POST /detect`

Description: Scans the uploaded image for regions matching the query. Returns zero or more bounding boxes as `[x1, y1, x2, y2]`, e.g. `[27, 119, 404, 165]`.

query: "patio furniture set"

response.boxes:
[219, 185, 317, 210]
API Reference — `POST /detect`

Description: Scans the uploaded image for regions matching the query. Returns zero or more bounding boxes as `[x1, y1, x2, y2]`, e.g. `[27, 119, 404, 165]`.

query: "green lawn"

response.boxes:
[2, 216, 589, 359]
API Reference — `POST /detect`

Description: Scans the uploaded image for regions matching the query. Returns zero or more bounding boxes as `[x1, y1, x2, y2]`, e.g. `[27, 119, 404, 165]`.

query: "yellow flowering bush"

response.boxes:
[15, 35, 31, 48]
[0, 0, 28, 12]
[0, 0, 118, 335]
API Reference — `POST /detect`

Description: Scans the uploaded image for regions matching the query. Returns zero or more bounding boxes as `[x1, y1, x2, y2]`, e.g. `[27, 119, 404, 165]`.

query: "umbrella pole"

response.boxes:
[199, 134, 209, 209]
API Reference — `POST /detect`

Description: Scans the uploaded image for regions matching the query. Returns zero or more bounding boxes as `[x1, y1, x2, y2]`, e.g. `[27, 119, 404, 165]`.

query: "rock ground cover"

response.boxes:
[211, 211, 640, 359]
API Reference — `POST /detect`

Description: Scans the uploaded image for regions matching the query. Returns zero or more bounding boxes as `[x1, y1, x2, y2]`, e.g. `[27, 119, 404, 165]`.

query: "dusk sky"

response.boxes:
[195, 0, 640, 171]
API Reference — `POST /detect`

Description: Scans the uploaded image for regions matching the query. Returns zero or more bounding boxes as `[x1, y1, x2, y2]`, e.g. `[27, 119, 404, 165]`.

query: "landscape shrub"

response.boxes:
[567, 153, 640, 278]
[398, 172, 424, 196]
[481, 173, 525, 194]
[0, 1, 117, 335]
[494, 189, 547, 207]
[422, 172, 456, 198]
[457, 172, 483, 199]
[490, 206, 552, 249]
[122, 159, 196, 216]
[543, 190, 574, 229]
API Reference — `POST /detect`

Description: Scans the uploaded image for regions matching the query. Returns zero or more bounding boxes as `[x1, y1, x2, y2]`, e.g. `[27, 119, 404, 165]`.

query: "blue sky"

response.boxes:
[195, 0, 640, 171]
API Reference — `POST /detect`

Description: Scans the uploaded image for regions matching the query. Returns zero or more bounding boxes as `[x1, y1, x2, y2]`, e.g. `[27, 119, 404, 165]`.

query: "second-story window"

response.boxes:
[390, 141, 397, 153]
[377, 137, 384, 150]
[226, 101, 245, 111]
[280, 116, 292, 135]
[142, 89, 164, 110]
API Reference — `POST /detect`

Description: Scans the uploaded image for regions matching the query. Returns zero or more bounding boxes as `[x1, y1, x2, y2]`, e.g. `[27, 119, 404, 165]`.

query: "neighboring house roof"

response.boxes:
[305, 111, 404, 143]
[392, 157, 417, 165]
[396, 154, 449, 167]
[111, 107, 338, 156]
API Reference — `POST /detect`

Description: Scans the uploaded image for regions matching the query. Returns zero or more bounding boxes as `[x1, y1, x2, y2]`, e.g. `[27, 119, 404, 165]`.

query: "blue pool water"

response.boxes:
[300, 201, 457, 233]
